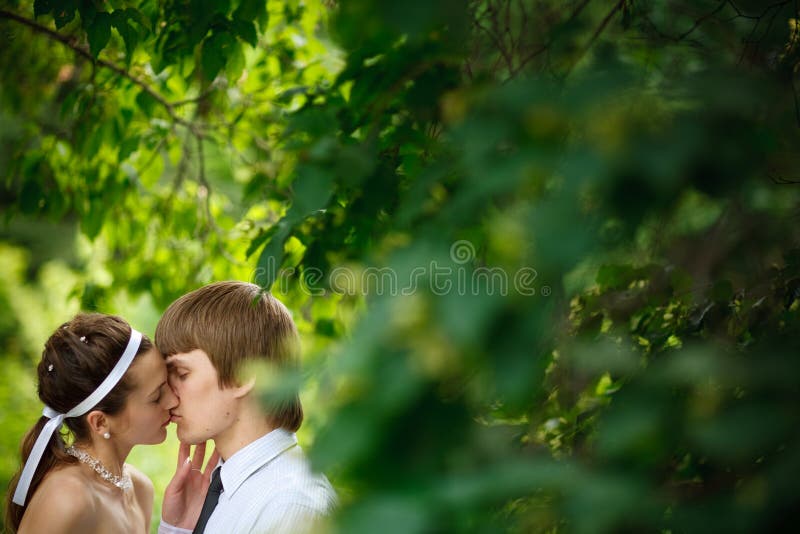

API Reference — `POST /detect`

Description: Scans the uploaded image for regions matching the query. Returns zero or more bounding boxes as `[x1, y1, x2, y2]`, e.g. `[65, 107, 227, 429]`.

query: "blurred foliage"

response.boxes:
[2, 0, 800, 532]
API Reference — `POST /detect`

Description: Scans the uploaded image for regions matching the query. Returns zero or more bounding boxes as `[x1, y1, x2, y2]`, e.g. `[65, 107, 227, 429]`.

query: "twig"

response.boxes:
[736, 1, 789, 65]
[171, 84, 218, 107]
[136, 135, 169, 179]
[0, 9, 198, 134]
[564, 0, 627, 77]
[474, 12, 515, 74]
[196, 136, 243, 265]
[506, 0, 594, 80]
[769, 171, 800, 184]
[675, 0, 728, 41]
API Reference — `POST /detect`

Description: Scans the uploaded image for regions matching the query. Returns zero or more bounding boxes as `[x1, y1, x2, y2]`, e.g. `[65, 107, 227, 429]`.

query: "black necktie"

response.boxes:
[193, 467, 223, 534]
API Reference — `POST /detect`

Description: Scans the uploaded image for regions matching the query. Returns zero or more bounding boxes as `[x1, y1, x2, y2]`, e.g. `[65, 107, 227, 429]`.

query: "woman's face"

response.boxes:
[109, 347, 178, 445]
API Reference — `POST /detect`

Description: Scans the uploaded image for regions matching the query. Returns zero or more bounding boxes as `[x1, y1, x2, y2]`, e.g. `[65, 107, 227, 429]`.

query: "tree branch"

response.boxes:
[505, 0, 594, 81]
[564, 0, 626, 77]
[474, 7, 515, 75]
[0, 9, 198, 134]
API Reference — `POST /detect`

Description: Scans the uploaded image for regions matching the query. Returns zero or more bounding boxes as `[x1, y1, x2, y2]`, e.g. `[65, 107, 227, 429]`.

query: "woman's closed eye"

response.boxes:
[151, 384, 164, 403]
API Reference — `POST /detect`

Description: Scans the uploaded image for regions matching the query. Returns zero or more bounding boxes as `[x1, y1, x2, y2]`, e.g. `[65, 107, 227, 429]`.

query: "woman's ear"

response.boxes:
[85, 410, 109, 437]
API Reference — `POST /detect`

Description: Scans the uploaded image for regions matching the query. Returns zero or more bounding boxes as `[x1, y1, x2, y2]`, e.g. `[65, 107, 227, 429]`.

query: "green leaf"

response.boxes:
[120, 22, 139, 57]
[78, 3, 96, 28]
[118, 136, 139, 161]
[286, 165, 332, 223]
[111, 10, 139, 58]
[82, 194, 105, 240]
[246, 227, 276, 258]
[597, 264, 635, 291]
[84, 120, 115, 159]
[225, 42, 246, 81]
[243, 172, 270, 202]
[230, 18, 257, 47]
[53, 2, 77, 29]
[253, 165, 332, 289]
[201, 32, 234, 81]
[233, 0, 269, 31]
[254, 223, 291, 289]
[123, 8, 151, 32]
[19, 178, 42, 214]
[135, 90, 157, 115]
[87, 12, 111, 58]
[33, 0, 53, 18]
[80, 283, 104, 311]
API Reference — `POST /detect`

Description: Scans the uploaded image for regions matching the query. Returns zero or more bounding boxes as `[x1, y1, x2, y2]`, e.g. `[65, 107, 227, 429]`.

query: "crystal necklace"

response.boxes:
[65, 446, 133, 491]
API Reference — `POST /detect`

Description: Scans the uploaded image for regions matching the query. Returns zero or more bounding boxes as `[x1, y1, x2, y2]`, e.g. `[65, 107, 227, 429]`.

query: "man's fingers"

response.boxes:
[177, 441, 190, 469]
[191, 441, 207, 470]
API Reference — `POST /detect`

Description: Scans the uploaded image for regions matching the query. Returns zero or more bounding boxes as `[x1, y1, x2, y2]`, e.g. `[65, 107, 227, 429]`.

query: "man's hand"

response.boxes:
[161, 442, 221, 529]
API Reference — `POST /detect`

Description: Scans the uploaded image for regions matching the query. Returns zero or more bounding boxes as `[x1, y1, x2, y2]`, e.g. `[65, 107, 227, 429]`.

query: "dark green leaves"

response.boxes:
[87, 12, 111, 58]
[110, 9, 145, 58]
[19, 176, 43, 214]
[33, 0, 53, 18]
[230, 18, 257, 47]
[201, 31, 235, 81]
[254, 166, 333, 290]
[53, 2, 77, 29]
[32, 0, 77, 28]
[199, 13, 261, 81]
[254, 222, 291, 288]
[233, 0, 269, 31]
[287, 166, 332, 222]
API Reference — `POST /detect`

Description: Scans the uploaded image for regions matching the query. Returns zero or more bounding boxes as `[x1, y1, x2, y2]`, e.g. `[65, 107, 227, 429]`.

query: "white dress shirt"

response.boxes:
[159, 428, 336, 534]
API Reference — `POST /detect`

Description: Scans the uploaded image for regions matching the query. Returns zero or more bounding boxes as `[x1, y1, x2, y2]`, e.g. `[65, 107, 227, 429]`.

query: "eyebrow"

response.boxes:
[166, 355, 190, 366]
[149, 381, 167, 398]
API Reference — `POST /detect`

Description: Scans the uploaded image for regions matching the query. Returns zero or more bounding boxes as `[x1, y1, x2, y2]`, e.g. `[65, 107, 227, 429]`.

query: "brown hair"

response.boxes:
[155, 281, 303, 431]
[4, 313, 151, 533]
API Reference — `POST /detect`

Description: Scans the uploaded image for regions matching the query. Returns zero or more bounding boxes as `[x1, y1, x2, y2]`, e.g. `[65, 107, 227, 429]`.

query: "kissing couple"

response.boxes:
[5, 281, 337, 533]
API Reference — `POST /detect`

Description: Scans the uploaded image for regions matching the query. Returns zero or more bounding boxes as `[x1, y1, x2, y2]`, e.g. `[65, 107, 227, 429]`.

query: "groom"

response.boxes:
[155, 281, 336, 533]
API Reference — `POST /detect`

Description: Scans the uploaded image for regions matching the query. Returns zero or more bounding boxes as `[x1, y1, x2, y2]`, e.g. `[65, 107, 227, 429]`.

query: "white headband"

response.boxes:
[12, 329, 143, 506]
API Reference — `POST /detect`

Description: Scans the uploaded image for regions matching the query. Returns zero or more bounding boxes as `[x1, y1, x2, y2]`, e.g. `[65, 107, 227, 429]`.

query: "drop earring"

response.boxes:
[103, 432, 111, 439]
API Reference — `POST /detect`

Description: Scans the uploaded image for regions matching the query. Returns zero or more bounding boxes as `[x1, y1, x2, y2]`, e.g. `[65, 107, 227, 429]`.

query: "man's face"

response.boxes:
[166, 348, 239, 444]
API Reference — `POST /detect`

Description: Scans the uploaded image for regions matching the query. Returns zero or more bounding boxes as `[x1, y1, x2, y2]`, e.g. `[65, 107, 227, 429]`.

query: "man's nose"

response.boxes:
[166, 384, 180, 408]
[167, 378, 180, 401]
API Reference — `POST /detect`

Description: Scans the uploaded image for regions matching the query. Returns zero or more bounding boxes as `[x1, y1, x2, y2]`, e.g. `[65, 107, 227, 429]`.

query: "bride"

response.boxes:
[5, 313, 187, 533]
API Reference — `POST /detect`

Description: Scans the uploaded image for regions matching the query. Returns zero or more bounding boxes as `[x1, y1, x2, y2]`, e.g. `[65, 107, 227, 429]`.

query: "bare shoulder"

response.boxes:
[21, 466, 97, 533]
[36, 464, 97, 505]
[126, 463, 154, 496]
[126, 463, 154, 522]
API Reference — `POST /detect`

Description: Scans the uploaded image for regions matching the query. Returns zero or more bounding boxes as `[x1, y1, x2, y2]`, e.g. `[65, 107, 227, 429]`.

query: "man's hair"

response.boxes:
[155, 281, 303, 431]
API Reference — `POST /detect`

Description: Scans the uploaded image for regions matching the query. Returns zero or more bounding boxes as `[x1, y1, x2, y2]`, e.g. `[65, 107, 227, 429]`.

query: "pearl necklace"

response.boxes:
[65, 446, 133, 491]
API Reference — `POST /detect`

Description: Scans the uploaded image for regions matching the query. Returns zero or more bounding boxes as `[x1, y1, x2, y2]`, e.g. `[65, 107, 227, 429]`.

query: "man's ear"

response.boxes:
[232, 376, 256, 399]
[85, 410, 109, 437]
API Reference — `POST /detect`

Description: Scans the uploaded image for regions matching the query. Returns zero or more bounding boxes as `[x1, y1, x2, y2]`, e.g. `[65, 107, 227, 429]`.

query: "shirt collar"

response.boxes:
[218, 427, 298, 498]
